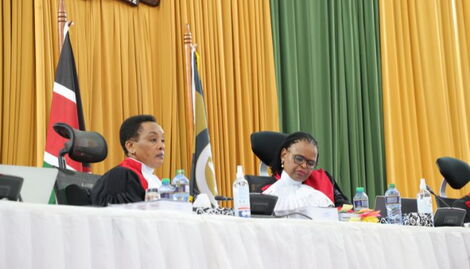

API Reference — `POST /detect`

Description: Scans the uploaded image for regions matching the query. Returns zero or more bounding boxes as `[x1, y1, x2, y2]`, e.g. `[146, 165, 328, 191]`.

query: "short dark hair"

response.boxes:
[119, 114, 157, 155]
[270, 131, 319, 175]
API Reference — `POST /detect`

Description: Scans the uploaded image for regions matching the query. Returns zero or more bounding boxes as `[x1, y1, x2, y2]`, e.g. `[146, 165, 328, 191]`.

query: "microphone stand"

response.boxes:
[426, 185, 452, 207]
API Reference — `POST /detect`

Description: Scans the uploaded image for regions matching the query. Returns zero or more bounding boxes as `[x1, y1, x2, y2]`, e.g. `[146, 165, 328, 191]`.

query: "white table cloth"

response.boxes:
[0, 201, 469, 269]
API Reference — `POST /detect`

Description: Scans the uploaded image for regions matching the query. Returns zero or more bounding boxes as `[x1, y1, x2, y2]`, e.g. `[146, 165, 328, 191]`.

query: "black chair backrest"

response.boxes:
[436, 157, 470, 189]
[53, 122, 108, 164]
[51, 122, 107, 206]
[250, 131, 287, 167]
[245, 175, 276, 193]
[54, 168, 101, 205]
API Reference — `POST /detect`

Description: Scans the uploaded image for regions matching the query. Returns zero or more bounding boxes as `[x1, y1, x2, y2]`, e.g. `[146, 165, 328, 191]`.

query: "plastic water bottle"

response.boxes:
[353, 187, 369, 211]
[172, 169, 190, 202]
[159, 178, 174, 200]
[417, 178, 433, 214]
[232, 165, 251, 218]
[385, 183, 402, 224]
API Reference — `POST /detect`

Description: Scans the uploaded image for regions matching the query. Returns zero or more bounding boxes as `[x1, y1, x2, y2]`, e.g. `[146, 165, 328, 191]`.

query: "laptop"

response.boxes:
[374, 195, 418, 217]
[0, 165, 58, 203]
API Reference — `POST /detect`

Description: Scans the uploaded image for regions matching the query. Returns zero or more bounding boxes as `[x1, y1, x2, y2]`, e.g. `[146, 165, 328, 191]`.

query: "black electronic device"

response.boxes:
[0, 174, 24, 201]
[250, 193, 278, 216]
[433, 207, 466, 227]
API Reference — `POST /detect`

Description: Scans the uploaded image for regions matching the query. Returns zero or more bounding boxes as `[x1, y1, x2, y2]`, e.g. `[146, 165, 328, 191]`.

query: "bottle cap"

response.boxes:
[236, 165, 244, 178]
[419, 178, 426, 190]
[356, 187, 364, 192]
[162, 178, 170, 184]
[176, 169, 185, 175]
[389, 183, 395, 188]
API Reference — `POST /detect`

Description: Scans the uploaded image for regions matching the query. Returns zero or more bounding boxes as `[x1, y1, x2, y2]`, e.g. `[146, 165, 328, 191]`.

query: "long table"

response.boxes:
[0, 201, 469, 269]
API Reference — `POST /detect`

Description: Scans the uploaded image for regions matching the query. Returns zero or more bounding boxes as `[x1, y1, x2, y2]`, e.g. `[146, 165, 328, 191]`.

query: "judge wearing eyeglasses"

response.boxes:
[263, 132, 349, 209]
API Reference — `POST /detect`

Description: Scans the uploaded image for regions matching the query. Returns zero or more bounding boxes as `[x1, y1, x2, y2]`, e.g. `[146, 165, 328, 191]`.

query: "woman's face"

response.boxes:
[126, 122, 165, 169]
[280, 140, 317, 182]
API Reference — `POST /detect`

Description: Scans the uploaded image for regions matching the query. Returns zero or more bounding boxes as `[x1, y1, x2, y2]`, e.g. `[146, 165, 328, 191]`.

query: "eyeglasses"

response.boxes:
[289, 152, 317, 169]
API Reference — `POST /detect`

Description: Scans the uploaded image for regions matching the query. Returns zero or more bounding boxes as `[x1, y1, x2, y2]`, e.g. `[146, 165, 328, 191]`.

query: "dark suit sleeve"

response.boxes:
[325, 171, 350, 207]
[90, 166, 145, 206]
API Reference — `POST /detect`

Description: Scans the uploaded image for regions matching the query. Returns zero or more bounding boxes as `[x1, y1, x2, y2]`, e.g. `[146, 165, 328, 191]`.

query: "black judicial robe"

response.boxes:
[91, 160, 147, 206]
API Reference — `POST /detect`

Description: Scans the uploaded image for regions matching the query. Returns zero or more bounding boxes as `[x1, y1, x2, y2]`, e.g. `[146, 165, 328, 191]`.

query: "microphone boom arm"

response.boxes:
[426, 185, 452, 208]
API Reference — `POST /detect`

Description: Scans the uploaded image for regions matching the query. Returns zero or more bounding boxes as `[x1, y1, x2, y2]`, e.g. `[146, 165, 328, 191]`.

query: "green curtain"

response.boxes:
[270, 0, 385, 205]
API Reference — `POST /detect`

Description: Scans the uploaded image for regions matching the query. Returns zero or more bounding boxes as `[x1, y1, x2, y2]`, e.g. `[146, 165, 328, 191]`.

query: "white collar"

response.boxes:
[128, 157, 154, 174]
[129, 158, 161, 188]
[279, 170, 303, 186]
[264, 170, 334, 210]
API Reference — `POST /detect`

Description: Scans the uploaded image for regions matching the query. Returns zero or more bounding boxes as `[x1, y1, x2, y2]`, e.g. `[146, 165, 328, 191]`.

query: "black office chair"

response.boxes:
[435, 157, 470, 206]
[250, 131, 288, 176]
[435, 157, 470, 223]
[53, 122, 108, 205]
[245, 175, 276, 193]
[245, 131, 288, 194]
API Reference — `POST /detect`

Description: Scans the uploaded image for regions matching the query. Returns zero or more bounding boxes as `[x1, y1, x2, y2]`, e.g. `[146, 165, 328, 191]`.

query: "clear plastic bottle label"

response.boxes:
[385, 196, 399, 204]
[353, 199, 369, 209]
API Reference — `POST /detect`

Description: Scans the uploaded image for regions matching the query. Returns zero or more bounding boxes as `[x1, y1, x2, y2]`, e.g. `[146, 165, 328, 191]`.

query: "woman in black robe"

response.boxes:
[91, 114, 165, 206]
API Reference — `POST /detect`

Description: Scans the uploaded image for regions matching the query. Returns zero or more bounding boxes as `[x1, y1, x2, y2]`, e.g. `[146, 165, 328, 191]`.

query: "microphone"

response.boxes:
[426, 185, 452, 207]
[426, 185, 467, 226]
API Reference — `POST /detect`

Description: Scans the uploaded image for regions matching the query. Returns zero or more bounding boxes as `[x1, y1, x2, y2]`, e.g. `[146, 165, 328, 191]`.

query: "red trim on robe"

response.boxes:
[465, 194, 470, 208]
[119, 158, 148, 190]
[261, 169, 334, 202]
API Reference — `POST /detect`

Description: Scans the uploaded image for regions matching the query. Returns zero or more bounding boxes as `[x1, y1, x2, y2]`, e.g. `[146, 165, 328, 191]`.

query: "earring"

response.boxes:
[281, 160, 284, 168]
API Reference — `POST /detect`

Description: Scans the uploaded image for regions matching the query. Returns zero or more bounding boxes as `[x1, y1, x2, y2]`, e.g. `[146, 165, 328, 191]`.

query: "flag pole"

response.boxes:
[184, 24, 194, 164]
[58, 0, 67, 51]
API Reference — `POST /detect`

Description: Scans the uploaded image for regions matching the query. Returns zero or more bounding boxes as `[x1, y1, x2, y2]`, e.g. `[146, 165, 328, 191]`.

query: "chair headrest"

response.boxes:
[436, 157, 470, 189]
[245, 175, 277, 193]
[250, 131, 287, 166]
[53, 122, 108, 163]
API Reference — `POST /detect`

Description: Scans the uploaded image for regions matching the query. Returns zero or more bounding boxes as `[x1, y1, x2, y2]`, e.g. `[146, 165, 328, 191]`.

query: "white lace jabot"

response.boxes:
[263, 170, 333, 212]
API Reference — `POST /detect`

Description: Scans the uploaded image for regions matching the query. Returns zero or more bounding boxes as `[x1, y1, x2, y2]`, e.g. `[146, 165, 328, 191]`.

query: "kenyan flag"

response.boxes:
[44, 23, 88, 203]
